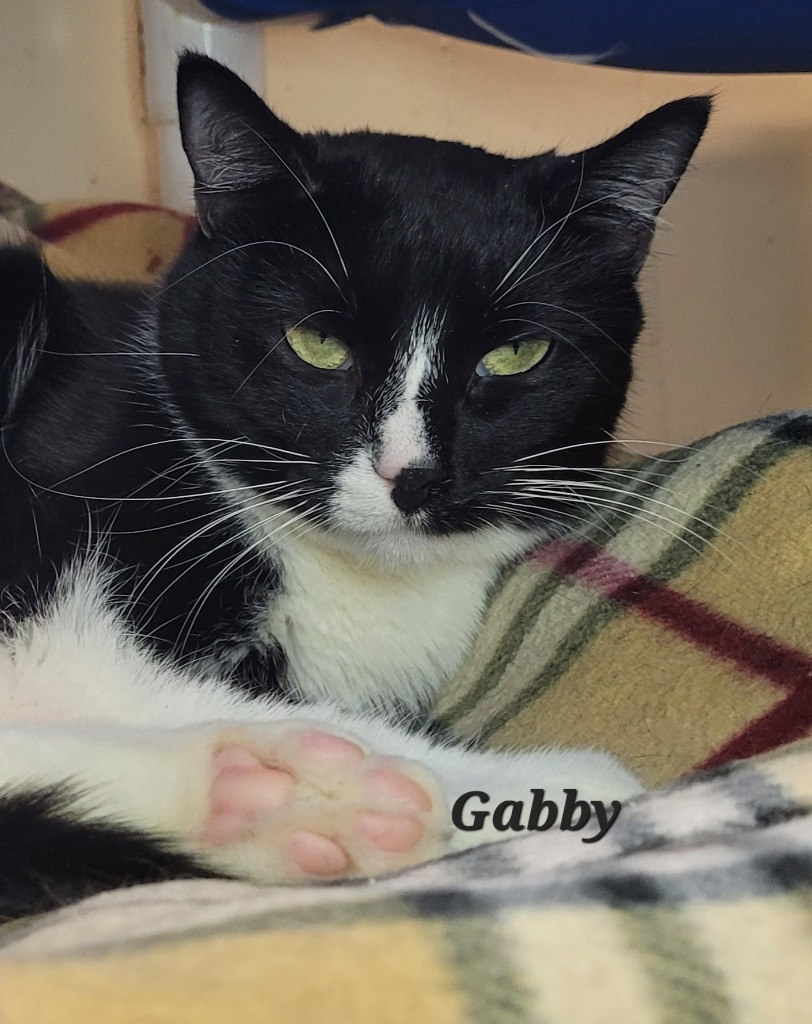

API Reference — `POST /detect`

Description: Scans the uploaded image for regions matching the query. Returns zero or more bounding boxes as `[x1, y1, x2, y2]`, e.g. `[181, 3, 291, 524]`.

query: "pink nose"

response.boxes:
[375, 458, 404, 482]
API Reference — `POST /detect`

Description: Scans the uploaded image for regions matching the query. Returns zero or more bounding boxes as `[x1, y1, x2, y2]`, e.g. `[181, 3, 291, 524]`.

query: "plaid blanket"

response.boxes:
[0, 194, 810, 1022]
[0, 739, 810, 1022]
[434, 410, 812, 787]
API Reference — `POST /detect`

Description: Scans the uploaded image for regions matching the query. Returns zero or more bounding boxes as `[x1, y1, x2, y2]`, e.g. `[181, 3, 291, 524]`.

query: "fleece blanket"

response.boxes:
[434, 409, 812, 787]
[1, 739, 810, 1022]
[0, 192, 810, 1022]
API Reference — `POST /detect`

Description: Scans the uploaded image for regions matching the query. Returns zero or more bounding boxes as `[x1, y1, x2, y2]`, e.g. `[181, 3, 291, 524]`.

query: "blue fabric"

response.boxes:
[199, 0, 812, 73]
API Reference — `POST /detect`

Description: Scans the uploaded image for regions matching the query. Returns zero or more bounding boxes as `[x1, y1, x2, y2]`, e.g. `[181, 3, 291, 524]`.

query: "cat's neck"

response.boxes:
[256, 525, 533, 713]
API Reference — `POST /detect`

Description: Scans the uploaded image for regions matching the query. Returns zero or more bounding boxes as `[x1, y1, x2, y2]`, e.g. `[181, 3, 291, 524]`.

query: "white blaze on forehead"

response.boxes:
[377, 310, 444, 481]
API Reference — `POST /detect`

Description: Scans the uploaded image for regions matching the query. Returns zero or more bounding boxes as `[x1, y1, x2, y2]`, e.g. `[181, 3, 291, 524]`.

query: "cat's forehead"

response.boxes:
[315, 131, 527, 182]
[314, 131, 544, 229]
[300, 142, 543, 320]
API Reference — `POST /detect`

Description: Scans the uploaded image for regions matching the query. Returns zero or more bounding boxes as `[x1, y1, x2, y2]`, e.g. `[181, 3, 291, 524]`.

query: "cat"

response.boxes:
[0, 53, 708, 920]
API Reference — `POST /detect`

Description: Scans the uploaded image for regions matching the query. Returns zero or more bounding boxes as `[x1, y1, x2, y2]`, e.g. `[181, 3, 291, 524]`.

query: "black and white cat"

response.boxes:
[0, 54, 708, 919]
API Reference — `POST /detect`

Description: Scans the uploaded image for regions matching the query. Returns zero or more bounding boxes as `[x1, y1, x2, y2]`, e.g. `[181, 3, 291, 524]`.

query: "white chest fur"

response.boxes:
[260, 537, 508, 712]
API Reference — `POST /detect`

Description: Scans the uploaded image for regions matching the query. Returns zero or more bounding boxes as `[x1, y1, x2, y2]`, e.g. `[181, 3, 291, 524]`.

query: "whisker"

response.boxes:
[243, 121, 350, 284]
[495, 156, 585, 302]
[2, 433, 315, 503]
[501, 300, 625, 354]
[508, 478, 737, 545]
[233, 307, 339, 396]
[496, 487, 715, 561]
[156, 239, 345, 301]
[497, 316, 618, 388]
[503, 438, 702, 465]
[479, 500, 617, 543]
[494, 174, 681, 304]
[175, 499, 317, 650]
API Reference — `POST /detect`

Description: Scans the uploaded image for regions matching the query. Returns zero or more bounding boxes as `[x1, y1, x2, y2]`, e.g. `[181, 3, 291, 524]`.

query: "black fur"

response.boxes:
[0, 55, 709, 920]
[0, 788, 217, 922]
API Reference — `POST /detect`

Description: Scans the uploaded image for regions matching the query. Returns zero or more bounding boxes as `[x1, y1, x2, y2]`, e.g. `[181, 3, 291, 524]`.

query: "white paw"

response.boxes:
[190, 725, 449, 883]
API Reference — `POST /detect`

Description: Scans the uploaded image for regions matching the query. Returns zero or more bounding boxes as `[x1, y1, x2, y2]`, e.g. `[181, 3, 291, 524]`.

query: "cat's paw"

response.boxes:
[193, 726, 448, 883]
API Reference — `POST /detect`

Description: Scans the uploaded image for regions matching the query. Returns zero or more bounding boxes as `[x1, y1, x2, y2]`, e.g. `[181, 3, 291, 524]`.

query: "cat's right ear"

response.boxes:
[177, 52, 313, 237]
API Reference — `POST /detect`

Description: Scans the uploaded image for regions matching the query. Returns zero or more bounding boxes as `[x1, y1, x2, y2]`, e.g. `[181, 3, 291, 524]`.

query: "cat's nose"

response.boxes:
[390, 465, 445, 515]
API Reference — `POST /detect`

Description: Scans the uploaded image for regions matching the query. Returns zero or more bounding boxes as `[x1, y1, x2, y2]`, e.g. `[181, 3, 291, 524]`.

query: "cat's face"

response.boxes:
[158, 55, 708, 566]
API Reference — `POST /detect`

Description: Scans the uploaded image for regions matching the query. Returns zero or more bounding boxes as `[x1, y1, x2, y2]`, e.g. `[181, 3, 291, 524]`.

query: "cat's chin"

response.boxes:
[295, 518, 544, 572]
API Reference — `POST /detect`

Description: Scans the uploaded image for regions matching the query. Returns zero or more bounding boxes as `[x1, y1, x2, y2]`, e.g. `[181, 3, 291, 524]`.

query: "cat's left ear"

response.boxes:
[553, 97, 711, 273]
[177, 52, 314, 237]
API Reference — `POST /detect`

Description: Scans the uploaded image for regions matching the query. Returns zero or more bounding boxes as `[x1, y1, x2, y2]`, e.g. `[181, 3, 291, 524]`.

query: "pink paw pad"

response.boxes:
[288, 831, 350, 876]
[201, 746, 294, 845]
[197, 729, 441, 880]
[365, 767, 434, 813]
[298, 731, 365, 763]
[356, 811, 425, 852]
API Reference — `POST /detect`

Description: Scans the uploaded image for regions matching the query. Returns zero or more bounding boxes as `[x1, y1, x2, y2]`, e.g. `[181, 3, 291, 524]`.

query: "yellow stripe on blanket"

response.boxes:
[0, 919, 466, 1024]
[673, 451, 812, 651]
[486, 617, 780, 788]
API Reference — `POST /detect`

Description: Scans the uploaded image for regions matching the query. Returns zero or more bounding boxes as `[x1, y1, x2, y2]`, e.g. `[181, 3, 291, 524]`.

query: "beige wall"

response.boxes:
[263, 17, 812, 445]
[0, 0, 155, 203]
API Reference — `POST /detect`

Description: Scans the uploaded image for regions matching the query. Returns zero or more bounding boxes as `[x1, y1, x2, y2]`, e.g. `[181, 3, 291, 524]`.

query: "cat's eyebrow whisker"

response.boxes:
[232, 307, 340, 397]
[155, 239, 347, 304]
[490, 213, 549, 298]
[242, 121, 350, 284]
[501, 300, 625, 354]
[492, 172, 680, 304]
[491, 152, 584, 301]
[493, 153, 586, 302]
[497, 317, 618, 388]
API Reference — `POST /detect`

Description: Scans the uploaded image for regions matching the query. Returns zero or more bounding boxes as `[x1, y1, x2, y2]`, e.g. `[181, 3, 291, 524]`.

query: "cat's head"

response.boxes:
[158, 54, 709, 567]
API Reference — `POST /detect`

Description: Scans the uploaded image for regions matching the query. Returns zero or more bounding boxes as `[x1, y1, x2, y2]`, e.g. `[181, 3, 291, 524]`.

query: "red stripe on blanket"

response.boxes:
[531, 539, 812, 693]
[697, 688, 812, 768]
[533, 538, 812, 762]
[37, 203, 193, 243]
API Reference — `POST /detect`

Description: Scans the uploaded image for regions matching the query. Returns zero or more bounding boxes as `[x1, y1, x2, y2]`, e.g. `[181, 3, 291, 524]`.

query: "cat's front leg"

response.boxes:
[0, 717, 641, 914]
[0, 720, 450, 890]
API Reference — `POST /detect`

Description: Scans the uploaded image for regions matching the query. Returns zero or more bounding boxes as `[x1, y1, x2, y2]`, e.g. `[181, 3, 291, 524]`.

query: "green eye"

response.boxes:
[476, 338, 551, 377]
[286, 326, 353, 370]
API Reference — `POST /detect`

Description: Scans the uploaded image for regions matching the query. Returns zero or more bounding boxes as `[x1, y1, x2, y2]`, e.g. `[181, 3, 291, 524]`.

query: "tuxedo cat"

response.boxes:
[0, 54, 708, 919]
